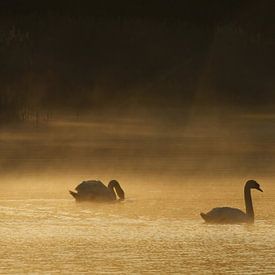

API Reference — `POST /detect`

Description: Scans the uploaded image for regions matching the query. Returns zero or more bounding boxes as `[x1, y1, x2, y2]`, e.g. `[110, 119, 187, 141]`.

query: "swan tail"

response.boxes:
[69, 190, 79, 200]
[200, 212, 208, 222]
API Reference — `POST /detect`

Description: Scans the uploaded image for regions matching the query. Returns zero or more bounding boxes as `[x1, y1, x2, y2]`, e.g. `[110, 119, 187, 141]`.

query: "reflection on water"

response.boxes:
[0, 181, 274, 274]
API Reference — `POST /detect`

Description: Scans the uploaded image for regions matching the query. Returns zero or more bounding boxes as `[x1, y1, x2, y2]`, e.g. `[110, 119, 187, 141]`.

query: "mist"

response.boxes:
[1, 0, 274, 182]
[0, 1, 274, 274]
[1, 108, 275, 186]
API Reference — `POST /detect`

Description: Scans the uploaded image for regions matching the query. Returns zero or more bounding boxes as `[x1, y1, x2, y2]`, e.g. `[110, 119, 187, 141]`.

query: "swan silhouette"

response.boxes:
[200, 180, 263, 224]
[69, 180, 125, 202]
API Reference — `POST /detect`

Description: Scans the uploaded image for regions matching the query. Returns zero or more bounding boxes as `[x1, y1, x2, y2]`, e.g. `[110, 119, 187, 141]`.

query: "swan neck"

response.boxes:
[108, 185, 116, 199]
[244, 185, 254, 221]
[108, 181, 125, 200]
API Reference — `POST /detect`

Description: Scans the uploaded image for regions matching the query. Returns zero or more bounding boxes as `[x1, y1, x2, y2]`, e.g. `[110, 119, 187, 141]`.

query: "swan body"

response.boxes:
[200, 180, 263, 224]
[200, 207, 247, 224]
[69, 180, 125, 202]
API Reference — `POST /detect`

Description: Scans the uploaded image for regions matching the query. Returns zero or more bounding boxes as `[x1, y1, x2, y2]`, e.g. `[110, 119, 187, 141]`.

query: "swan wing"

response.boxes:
[203, 207, 246, 224]
[75, 180, 113, 200]
[76, 180, 106, 193]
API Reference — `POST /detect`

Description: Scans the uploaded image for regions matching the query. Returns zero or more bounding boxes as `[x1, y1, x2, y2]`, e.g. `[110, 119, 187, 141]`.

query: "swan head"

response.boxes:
[246, 180, 263, 192]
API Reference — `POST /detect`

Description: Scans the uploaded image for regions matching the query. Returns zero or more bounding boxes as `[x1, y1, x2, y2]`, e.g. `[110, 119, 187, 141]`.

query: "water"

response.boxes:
[0, 179, 274, 274]
[1, 114, 275, 273]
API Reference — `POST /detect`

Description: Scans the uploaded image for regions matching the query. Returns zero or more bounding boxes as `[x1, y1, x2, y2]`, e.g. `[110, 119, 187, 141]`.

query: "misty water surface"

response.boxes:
[0, 113, 275, 273]
[1, 111, 275, 177]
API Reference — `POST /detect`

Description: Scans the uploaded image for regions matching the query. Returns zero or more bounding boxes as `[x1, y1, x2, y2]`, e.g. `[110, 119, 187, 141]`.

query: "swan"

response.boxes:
[200, 180, 263, 224]
[69, 180, 125, 202]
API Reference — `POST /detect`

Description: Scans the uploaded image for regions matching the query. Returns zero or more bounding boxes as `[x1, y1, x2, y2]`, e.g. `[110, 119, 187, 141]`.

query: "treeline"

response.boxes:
[0, 1, 274, 123]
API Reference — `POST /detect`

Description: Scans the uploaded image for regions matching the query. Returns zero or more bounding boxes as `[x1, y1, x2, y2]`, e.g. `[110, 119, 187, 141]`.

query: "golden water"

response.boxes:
[1, 115, 275, 273]
[0, 177, 274, 274]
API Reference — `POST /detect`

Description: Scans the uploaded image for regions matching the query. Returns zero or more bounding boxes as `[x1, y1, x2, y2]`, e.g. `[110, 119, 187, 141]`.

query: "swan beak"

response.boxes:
[257, 187, 263, 192]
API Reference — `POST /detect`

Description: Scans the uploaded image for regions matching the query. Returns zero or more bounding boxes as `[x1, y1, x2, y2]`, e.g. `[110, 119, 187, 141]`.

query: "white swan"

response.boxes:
[69, 180, 125, 202]
[200, 180, 263, 224]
